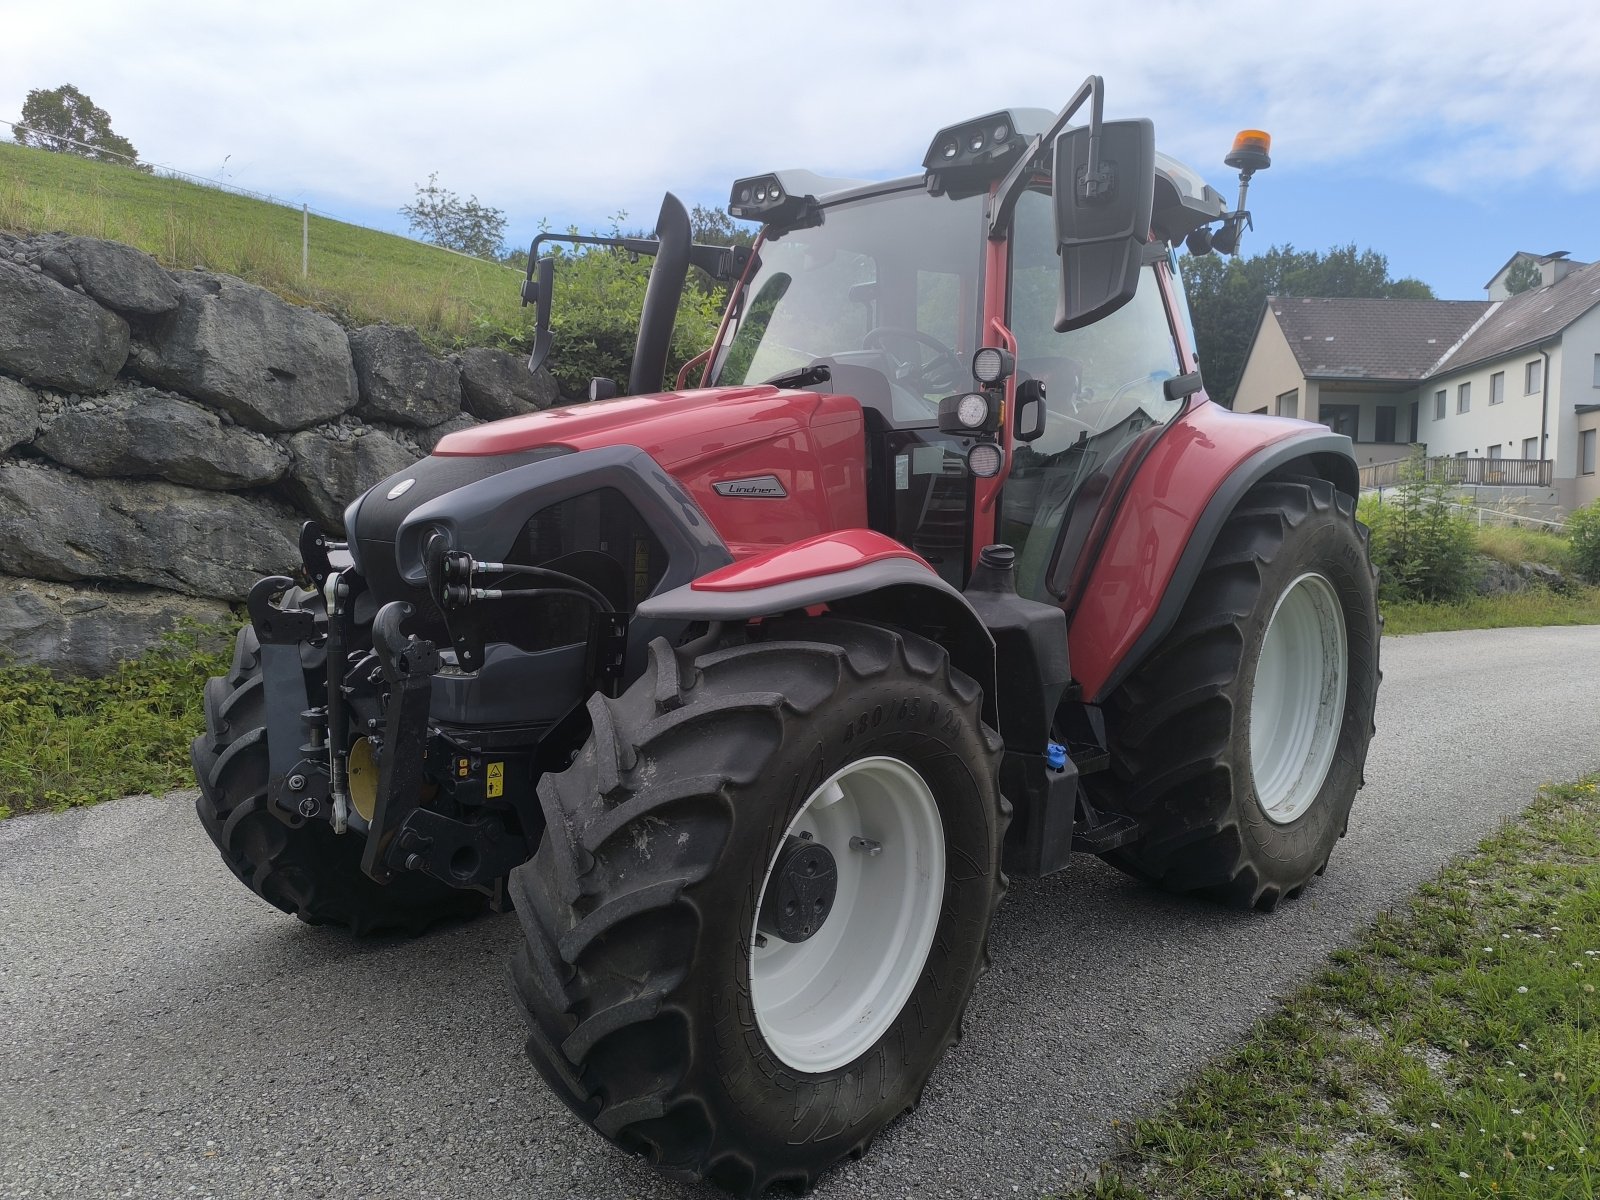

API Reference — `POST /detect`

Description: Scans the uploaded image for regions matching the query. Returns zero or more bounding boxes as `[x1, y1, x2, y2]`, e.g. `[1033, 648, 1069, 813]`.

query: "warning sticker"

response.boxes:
[486, 761, 504, 798]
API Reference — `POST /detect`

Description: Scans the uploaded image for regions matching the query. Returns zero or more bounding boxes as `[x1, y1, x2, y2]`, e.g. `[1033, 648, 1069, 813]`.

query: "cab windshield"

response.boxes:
[712, 187, 986, 424]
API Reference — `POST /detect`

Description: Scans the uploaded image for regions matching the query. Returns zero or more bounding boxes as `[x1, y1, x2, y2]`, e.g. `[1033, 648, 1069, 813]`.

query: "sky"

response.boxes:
[6, 0, 1600, 300]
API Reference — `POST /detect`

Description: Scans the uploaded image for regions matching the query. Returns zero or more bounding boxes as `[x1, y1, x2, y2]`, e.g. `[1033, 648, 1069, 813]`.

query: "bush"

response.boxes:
[1360, 451, 1477, 602]
[1567, 499, 1600, 584]
[467, 240, 726, 398]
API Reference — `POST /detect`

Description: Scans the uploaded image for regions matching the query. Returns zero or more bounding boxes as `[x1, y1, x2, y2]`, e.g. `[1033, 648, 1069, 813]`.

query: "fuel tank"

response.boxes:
[434, 385, 868, 558]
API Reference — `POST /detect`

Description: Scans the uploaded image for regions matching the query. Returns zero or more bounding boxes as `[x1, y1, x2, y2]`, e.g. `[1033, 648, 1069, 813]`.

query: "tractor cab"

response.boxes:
[517, 79, 1260, 604]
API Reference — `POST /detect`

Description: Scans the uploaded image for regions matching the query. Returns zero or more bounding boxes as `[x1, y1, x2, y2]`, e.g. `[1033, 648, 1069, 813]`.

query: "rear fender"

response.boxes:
[1070, 403, 1358, 703]
[637, 530, 998, 726]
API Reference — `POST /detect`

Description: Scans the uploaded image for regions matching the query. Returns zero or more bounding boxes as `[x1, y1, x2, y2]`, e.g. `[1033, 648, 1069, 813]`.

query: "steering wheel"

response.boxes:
[862, 328, 966, 396]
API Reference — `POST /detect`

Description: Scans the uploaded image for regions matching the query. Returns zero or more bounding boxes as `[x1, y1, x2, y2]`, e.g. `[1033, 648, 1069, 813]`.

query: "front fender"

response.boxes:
[1069, 401, 1358, 703]
[637, 530, 998, 726]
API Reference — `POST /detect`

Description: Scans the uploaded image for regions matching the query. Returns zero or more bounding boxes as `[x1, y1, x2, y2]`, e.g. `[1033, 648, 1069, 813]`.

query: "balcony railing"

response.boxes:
[1358, 456, 1552, 490]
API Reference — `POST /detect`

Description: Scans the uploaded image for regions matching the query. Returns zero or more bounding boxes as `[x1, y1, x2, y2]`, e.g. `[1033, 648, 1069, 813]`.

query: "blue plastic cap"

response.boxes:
[1046, 741, 1067, 771]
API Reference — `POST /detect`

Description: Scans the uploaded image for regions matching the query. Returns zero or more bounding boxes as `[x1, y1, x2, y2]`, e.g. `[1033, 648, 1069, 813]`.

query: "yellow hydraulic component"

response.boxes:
[348, 737, 379, 822]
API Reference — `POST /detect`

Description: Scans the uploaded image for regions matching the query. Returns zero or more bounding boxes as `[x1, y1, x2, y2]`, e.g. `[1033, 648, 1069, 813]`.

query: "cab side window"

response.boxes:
[1009, 190, 1182, 457]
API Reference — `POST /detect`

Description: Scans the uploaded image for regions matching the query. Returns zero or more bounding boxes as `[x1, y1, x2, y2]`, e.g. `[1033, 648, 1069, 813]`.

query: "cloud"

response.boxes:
[5, 0, 1598, 234]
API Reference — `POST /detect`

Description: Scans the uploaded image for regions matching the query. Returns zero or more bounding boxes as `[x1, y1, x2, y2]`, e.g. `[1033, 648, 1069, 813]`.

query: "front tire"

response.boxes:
[1090, 476, 1380, 909]
[511, 619, 1006, 1196]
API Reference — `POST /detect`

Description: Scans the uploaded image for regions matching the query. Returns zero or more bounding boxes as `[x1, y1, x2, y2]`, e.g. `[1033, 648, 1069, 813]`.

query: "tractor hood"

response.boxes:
[433, 385, 869, 558]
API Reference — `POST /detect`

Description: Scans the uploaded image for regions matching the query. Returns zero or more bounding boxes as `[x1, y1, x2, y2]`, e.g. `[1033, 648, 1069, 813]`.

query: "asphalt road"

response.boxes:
[3, 625, 1598, 1200]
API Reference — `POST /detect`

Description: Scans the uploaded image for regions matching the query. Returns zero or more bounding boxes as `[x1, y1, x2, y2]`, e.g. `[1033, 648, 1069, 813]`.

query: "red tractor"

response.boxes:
[193, 77, 1379, 1195]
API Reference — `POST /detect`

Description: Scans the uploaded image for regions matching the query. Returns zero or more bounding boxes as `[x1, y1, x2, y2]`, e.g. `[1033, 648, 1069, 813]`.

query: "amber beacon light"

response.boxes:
[1225, 129, 1273, 174]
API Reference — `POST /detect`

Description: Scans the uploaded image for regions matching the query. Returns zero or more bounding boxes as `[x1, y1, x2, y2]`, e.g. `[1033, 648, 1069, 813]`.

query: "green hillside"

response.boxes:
[0, 139, 529, 345]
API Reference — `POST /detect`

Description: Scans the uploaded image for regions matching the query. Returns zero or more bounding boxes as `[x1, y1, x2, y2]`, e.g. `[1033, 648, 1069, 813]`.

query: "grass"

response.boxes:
[0, 623, 232, 820]
[1381, 587, 1600, 636]
[1066, 774, 1600, 1200]
[1475, 526, 1572, 572]
[0, 140, 528, 348]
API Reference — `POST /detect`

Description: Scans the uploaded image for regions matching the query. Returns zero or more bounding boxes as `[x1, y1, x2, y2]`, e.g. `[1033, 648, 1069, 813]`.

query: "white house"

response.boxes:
[1234, 252, 1600, 513]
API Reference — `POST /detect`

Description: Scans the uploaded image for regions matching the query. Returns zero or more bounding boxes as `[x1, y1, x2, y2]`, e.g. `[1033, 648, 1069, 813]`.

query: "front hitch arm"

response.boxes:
[246, 576, 317, 821]
[358, 602, 440, 884]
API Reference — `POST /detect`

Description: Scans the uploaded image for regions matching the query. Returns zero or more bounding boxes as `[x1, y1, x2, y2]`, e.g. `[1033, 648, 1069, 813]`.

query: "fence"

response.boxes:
[1358, 455, 1553, 490]
[1, 120, 520, 278]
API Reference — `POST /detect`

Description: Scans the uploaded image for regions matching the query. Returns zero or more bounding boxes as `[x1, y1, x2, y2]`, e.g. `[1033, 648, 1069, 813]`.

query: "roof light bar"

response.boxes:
[922, 110, 1030, 196]
[728, 173, 821, 227]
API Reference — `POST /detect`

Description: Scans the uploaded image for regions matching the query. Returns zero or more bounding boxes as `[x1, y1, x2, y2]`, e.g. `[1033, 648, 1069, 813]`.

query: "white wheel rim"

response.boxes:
[750, 756, 945, 1073]
[1249, 572, 1348, 825]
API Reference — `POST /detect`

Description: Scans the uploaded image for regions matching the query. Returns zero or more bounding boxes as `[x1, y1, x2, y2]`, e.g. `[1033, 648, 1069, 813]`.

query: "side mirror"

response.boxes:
[1052, 118, 1155, 333]
[527, 256, 555, 373]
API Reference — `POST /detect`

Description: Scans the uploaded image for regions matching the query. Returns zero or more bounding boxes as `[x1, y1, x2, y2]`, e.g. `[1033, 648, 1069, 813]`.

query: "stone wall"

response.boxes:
[0, 231, 560, 675]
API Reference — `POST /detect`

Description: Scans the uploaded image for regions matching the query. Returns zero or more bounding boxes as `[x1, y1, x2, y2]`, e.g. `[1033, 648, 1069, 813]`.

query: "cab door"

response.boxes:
[999, 189, 1187, 604]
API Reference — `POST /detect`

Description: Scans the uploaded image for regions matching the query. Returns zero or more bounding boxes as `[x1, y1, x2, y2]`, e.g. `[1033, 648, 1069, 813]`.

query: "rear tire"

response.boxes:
[191, 592, 486, 935]
[511, 619, 1006, 1196]
[1090, 477, 1380, 909]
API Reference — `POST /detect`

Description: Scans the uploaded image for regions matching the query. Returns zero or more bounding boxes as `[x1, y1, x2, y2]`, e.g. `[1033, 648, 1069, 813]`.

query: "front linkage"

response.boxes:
[243, 522, 630, 905]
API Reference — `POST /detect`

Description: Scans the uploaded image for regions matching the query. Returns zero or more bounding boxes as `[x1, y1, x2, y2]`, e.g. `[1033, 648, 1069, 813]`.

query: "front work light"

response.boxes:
[972, 346, 1015, 385]
[728, 173, 820, 226]
[967, 442, 1004, 478]
[938, 392, 1000, 434]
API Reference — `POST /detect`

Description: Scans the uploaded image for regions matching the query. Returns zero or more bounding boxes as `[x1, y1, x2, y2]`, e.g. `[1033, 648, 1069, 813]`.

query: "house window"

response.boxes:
[1523, 436, 1539, 460]
[1490, 371, 1505, 404]
[1593, 353, 1600, 388]
[1582, 429, 1597, 476]
[1457, 382, 1471, 413]
[1434, 389, 1447, 420]
[1375, 406, 1397, 442]
[1276, 389, 1298, 419]
[1488, 444, 1502, 459]
[1526, 360, 1543, 394]
[1321, 404, 1360, 439]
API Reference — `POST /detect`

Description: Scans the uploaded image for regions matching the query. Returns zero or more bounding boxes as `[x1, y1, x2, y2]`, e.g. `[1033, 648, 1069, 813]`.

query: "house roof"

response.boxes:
[1269, 297, 1490, 382]
[1482, 249, 1576, 292]
[1434, 258, 1600, 376]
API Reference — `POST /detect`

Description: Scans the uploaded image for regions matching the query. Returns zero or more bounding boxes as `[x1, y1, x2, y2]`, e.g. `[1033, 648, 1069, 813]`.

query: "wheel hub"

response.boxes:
[756, 835, 838, 943]
[1249, 571, 1349, 824]
[749, 756, 945, 1074]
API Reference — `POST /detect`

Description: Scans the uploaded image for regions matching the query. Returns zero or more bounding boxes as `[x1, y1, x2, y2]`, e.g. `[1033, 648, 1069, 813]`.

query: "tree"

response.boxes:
[1503, 256, 1543, 295]
[689, 204, 755, 250]
[16, 84, 144, 168]
[399, 173, 507, 260]
[1179, 243, 1435, 408]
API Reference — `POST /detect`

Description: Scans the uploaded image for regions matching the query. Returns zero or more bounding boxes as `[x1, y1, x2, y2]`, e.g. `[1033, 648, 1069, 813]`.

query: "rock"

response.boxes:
[414, 412, 482, 453]
[0, 576, 232, 677]
[0, 375, 41, 453]
[349, 325, 462, 427]
[1520, 561, 1569, 592]
[457, 346, 558, 420]
[283, 422, 420, 531]
[1474, 556, 1528, 596]
[130, 272, 357, 432]
[0, 259, 130, 392]
[31, 235, 181, 317]
[34, 385, 289, 489]
[0, 462, 298, 599]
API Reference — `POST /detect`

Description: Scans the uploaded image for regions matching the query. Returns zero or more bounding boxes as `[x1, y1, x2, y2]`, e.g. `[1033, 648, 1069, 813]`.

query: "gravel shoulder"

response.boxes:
[2, 625, 1597, 1200]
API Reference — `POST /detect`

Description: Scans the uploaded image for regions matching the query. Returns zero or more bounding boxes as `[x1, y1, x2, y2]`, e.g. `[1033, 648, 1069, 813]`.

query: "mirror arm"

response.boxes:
[988, 74, 1103, 241]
